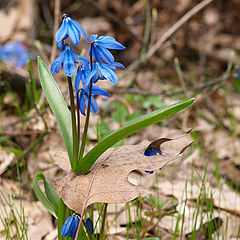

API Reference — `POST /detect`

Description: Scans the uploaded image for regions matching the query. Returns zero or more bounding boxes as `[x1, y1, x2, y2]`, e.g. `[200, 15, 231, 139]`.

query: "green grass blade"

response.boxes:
[76, 98, 194, 174]
[37, 56, 73, 164]
[33, 172, 58, 219]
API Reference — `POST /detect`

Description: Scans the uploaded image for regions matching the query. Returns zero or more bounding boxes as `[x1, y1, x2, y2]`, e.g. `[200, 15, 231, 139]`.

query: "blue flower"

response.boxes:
[237, 68, 240, 79]
[75, 61, 90, 90]
[55, 14, 89, 50]
[144, 147, 162, 174]
[61, 214, 80, 239]
[85, 61, 124, 85]
[90, 34, 125, 64]
[86, 218, 94, 234]
[51, 44, 88, 77]
[78, 85, 110, 116]
[0, 41, 31, 68]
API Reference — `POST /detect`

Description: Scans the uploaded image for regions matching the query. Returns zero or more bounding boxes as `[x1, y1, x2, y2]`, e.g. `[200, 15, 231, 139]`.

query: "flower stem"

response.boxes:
[67, 76, 78, 170]
[76, 89, 81, 152]
[78, 43, 93, 170]
[78, 79, 93, 166]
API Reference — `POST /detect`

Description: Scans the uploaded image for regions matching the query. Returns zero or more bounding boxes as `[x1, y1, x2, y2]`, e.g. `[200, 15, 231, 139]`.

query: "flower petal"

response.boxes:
[98, 63, 118, 84]
[95, 46, 114, 63]
[92, 85, 110, 97]
[62, 47, 76, 77]
[79, 91, 86, 116]
[68, 216, 79, 239]
[61, 216, 74, 237]
[85, 66, 98, 86]
[55, 19, 68, 50]
[91, 34, 98, 42]
[91, 44, 102, 63]
[75, 71, 81, 92]
[144, 147, 162, 156]
[67, 18, 80, 46]
[50, 51, 65, 75]
[97, 36, 126, 50]
[86, 218, 94, 234]
[71, 19, 89, 44]
[84, 95, 99, 114]
[73, 54, 89, 66]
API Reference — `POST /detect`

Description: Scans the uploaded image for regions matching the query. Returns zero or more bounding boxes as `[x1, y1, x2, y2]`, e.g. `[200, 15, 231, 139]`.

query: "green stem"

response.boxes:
[78, 80, 93, 165]
[99, 203, 108, 240]
[78, 43, 93, 171]
[76, 90, 81, 152]
[67, 76, 78, 171]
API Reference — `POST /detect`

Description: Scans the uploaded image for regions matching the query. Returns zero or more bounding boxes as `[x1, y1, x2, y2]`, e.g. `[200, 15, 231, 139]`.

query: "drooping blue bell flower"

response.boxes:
[51, 44, 88, 77]
[55, 14, 89, 50]
[77, 84, 110, 116]
[90, 34, 125, 64]
[85, 218, 94, 234]
[75, 61, 90, 90]
[144, 147, 162, 174]
[85, 61, 124, 85]
[236, 68, 240, 79]
[61, 214, 80, 239]
[0, 41, 31, 68]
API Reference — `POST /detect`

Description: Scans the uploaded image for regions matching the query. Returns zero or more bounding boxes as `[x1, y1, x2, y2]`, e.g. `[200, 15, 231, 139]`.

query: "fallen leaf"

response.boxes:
[52, 133, 192, 213]
[0, 146, 15, 175]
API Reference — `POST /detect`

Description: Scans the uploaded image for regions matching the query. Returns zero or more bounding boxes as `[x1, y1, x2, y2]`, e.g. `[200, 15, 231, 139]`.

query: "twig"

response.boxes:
[121, 0, 214, 79]
[0, 130, 45, 136]
[38, 0, 54, 33]
[144, 0, 214, 62]
[50, 0, 61, 63]
[110, 74, 229, 97]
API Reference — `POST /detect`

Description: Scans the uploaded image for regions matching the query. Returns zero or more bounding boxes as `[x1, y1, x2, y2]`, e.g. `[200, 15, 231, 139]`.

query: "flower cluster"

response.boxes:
[0, 41, 31, 68]
[51, 14, 125, 115]
[51, 14, 125, 238]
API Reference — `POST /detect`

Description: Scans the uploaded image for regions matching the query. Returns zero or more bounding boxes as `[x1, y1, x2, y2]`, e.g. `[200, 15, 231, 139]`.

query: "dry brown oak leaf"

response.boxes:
[52, 133, 192, 213]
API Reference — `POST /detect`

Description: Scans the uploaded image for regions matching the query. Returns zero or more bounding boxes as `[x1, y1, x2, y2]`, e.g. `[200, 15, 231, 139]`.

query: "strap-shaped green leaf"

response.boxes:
[76, 98, 194, 174]
[33, 172, 59, 218]
[37, 57, 73, 164]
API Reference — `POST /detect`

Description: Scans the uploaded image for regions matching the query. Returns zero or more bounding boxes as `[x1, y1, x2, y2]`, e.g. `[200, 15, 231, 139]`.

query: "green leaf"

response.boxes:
[57, 198, 66, 240]
[76, 98, 194, 174]
[37, 57, 73, 163]
[33, 172, 59, 218]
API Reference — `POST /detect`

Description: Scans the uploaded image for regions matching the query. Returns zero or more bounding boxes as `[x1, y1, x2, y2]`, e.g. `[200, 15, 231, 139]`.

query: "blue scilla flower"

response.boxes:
[56, 14, 89, 50]
[0, 41, 30, 68]
[90, 34, 125, 64]
[144, 147, 162, 175]
[75, 61, 90, 90]
[86, 61, 124, 85]
[78, 85, 110, 116]
[61, 214, 80, 239]
[86, 218, 94, 234]
[236, 68, 240, 79]
[51, 44, 88, 77]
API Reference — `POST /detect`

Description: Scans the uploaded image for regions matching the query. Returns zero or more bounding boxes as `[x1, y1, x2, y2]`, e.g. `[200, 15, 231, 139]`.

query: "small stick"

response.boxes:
[121, 0, 214, 78]
[50, 0, 61, 63]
